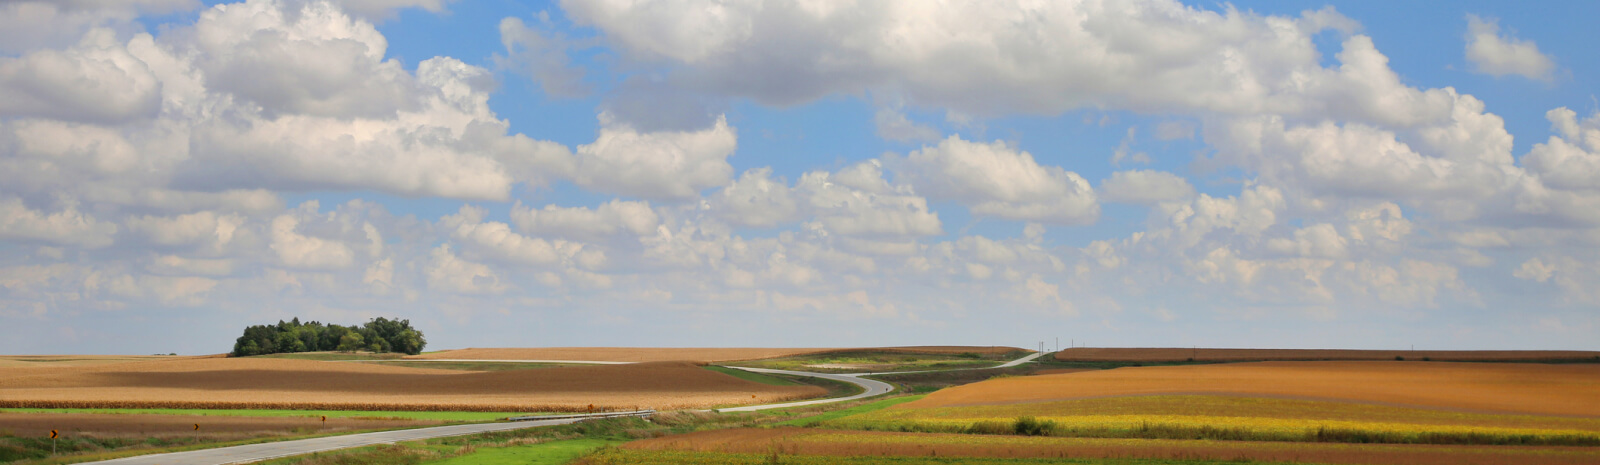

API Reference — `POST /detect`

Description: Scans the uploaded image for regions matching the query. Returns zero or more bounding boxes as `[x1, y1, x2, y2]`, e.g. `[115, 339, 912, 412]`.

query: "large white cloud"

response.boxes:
[891, 136, 1098, 224]
[193, 0, 420, 118]
[0, 0, 196, 54]
[510, 200, 660, 240]
[1100, 170, 1196, 205]
[1524, 108, 1600, 191]
[572, 114, 737, 200]
[0, 28, 162, 123]
[0, 197, 118, 248]
[565, 0, 1468, 129]
[1464, 14, 1555, 81]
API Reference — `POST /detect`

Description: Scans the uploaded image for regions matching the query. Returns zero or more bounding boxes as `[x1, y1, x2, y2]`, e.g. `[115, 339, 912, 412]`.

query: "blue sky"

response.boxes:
[1, 0, 1597, 354]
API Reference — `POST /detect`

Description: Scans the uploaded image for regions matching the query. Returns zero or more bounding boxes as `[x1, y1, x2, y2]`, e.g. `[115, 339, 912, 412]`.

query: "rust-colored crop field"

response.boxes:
[1054, 347, 1600, 362]
[0, 412, 440, 438]
[409, 346, 1027, 362]
[0, 357, 822, 411]
[620, 427, 1600, 465]
[911, 361, 1600, 416]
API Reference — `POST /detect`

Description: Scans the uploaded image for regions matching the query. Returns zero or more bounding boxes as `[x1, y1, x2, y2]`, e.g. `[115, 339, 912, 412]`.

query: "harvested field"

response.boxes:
[1054, 347, 1600, 362]
[618, 427, 1600, 465]
[909, 361, 1600, 417]
[0, 355, 208, 369]
[0, 357, 823, 412]
[408, 346, 1028, 363]
[0, 412, 440, 438]
[407, 347, 842, 362]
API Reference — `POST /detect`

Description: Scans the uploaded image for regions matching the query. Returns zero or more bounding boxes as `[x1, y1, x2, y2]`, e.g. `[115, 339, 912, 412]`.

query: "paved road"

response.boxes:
[81, 411, 651, 465]
[712, 368, 895, 412]
[715, 350, 1048, 412]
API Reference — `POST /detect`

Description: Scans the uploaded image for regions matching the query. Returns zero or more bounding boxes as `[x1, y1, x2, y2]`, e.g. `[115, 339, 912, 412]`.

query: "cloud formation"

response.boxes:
[1465, 14, 1555, 80]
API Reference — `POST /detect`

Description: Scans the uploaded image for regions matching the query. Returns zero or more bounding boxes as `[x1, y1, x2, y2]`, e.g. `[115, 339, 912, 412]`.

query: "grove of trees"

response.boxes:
[231, 317, 427, 356]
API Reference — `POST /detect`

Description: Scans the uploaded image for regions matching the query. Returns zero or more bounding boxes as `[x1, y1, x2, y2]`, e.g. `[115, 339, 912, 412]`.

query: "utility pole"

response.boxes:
[1055, 337, 1059, 352]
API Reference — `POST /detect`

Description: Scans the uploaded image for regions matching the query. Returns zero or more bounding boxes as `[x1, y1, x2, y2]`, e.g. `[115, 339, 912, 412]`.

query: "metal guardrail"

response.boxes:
[504, 410, 655, 422]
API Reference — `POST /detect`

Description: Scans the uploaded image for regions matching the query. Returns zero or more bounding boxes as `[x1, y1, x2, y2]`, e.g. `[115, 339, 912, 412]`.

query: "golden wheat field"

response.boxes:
[1054, 347, 1600, 362]
[910, 361, 1600, 416]
[620, 427, 1600, 465]
[0, 357, 822, 411]
[408, 346, 1027, 362]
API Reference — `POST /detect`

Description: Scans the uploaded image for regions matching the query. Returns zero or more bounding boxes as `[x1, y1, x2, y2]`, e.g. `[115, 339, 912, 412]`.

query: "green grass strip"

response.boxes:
[0, 408, 538, 422]
[704, 366, 804, 386]
[422, 438, 623, 465]
[775, 395, 925, 427]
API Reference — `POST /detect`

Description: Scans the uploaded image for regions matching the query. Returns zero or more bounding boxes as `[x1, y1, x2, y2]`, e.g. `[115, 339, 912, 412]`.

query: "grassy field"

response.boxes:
[774, 395, 924, 427]
[609, 428, 1600, 465]
[0, 408, 532, 421]
[0, 358, 823, 411]
[701, 366, 804, 386]
[731, 349, 1030, 373]
[424, 438, 622, 465]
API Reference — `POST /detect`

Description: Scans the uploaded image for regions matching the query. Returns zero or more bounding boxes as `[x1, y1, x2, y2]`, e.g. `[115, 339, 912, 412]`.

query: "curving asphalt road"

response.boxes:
[715, 350, 1047, 412]
[711, 368, 895, 412]
[79, 411, 652, 465]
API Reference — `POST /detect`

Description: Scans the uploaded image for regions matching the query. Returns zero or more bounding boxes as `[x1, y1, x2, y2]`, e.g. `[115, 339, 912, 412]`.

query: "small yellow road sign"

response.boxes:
[194, 423, 200, 431]
[50, 430, 58, 439]
[321, 415, 327, 422]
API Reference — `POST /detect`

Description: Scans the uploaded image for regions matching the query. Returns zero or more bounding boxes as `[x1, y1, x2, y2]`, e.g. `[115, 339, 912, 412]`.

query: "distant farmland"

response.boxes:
[1054, 347, 1600, 362]
[409, 346, 1028, 363]
[0, 357, 823, 411]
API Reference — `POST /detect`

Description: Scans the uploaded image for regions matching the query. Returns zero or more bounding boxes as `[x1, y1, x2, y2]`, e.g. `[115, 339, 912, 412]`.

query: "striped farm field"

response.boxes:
[608, 427, 1600, 465]
[824, 395, 1600, 443]
[0, 357, 823, 412]
[406, 347, 844, 362]
[407, 346, 1027, 363]
[1054, 347, 1600, 363]
[912, 361, 1600, 416]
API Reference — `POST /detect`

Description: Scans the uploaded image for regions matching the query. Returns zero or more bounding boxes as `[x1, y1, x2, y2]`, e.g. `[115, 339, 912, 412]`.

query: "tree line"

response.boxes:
[231, 317, 426, 356]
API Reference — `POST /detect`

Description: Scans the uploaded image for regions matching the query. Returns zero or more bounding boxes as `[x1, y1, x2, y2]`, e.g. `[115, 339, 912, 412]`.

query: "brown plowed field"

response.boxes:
[406, 347, 842, 362]
[0, 412, 439, 438]
[408, 346, 1028, 362]
[1054, 347, 1600, 362]
[0, 357, 823, 411]
[622, 427, 1600, 465]
[908, 361, 1600, 416]
[0, 355, 213, 368]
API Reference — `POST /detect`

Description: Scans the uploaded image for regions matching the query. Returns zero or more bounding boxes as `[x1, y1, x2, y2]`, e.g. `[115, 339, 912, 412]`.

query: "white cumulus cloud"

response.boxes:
[1465, 14, 1555, 81]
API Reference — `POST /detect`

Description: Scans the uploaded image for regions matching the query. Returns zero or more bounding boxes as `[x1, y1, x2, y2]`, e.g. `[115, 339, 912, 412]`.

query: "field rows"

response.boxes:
[911, 361, 1600, 416]
[1054, 348, 1600, 362]
[0, 358, 823, 412]
[614, 427, 1600, 465]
